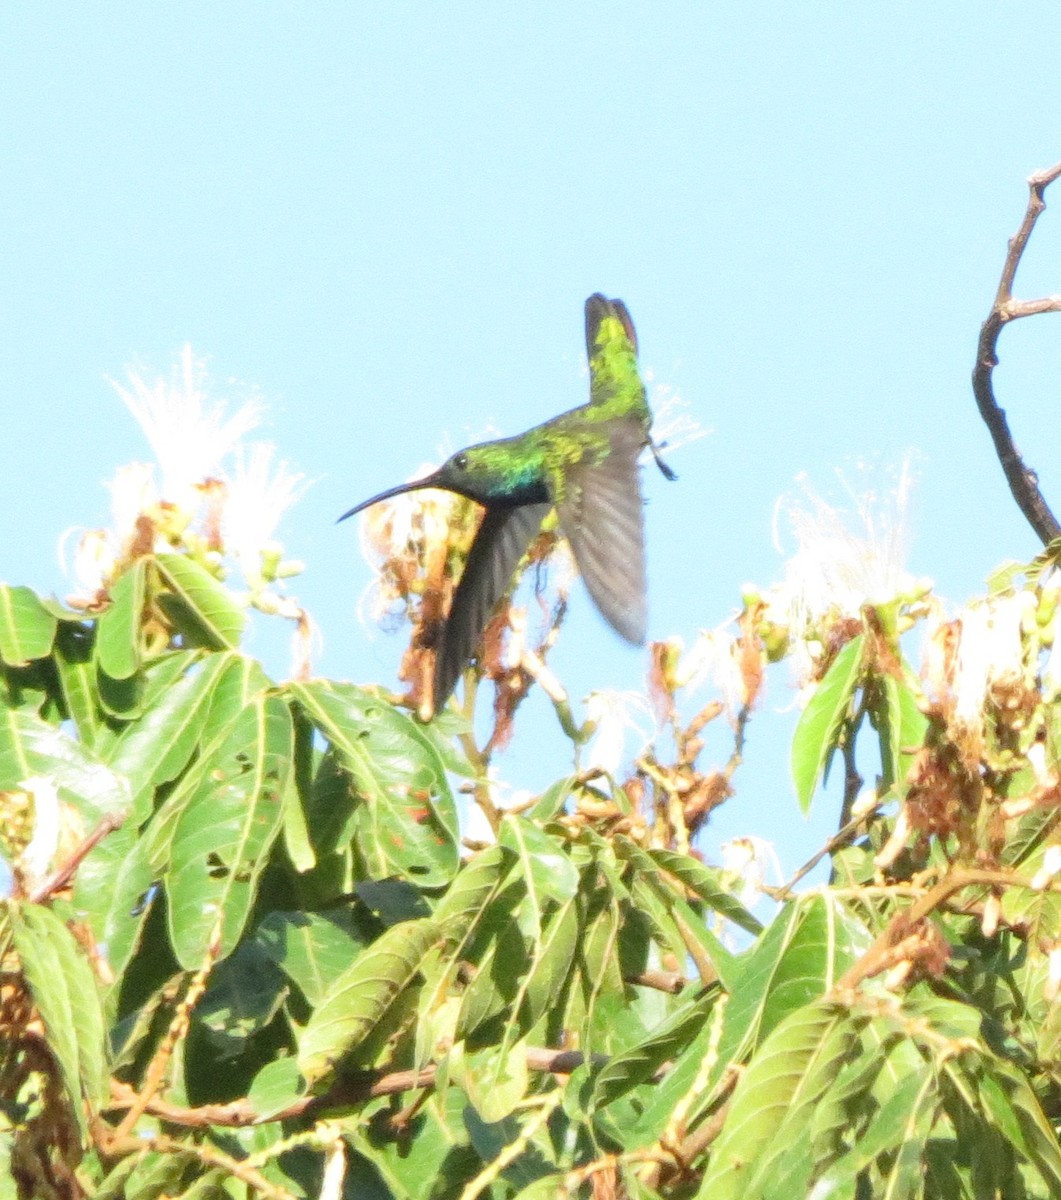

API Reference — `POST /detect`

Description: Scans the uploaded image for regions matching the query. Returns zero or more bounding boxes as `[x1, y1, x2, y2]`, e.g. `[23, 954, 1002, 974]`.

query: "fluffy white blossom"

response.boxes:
[225, 443, 306, 591]
[16, 776, 61, 887]
[763, 459, 927, 688]
[110, 344, 261, 513]
[720, 836, 781, 906]
[583, 690, 656, 776]
[672, 626, 748, 715]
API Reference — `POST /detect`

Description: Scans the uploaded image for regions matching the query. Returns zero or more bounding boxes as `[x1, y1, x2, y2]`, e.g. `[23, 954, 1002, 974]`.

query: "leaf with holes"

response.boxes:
[105, 651, 234, 822]
[291, 681, 459, 886]
[165, 695, 292, 967]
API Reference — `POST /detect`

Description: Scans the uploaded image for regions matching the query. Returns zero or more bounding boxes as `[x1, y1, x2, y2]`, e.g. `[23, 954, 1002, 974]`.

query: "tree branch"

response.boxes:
[28, 810, 125, 903]
[106, 1046, 603, 1130]
[973, 162, 1061, 545]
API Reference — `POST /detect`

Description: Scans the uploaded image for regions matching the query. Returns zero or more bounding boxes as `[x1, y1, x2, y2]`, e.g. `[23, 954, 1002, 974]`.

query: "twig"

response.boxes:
[107, 1046, 603, 1130]
[625, 967, 688, 994]
[28, 810, 126, 903]
[102, 1130, 296, 1200]
[673, 1066, 741, 1164]
[776, 791, 884, 899]
[105, 921, 222, 1145]
[833, 867, 1027, 991]
[973, 162, 1061, 545]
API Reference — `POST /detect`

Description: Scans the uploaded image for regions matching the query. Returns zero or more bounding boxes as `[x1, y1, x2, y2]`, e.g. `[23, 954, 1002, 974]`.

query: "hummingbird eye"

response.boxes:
[453, 452, 469, 470]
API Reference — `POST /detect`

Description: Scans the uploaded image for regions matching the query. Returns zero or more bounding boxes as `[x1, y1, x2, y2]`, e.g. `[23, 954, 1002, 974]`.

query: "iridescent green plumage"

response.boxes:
[339, 294, 674, 715]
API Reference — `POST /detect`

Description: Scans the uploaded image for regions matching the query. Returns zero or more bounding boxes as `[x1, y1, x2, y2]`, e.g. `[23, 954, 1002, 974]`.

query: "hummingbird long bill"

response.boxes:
[339, 294, 675, 717]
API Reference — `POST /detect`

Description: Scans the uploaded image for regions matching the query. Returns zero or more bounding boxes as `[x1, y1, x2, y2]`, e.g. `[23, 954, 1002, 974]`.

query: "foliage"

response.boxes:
[6, 261, 1061, 1196]
[3, 489, 1061, 1200]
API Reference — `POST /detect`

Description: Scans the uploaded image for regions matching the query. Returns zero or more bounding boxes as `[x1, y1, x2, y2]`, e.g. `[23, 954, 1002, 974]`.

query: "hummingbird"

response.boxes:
[339, 294, 675, 715]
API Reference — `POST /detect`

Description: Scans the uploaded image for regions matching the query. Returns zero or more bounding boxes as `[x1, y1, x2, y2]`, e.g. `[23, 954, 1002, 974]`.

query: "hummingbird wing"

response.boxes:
[550, 419, 647, 645]
[433, 501, 552, 711]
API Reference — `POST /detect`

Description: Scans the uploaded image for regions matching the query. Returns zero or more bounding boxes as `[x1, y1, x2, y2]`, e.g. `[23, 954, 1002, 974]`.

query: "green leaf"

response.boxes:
[291, 681, 459, 886]
[255, 909, 369, 1007]
[53, 623, 104, 749]
[620, 838, 738, 989]
[165, 696, 293, 966]
[450, 1037, 530, 1123]
[85, 827, 157, 991]
[568, 878, 623, 1046]
[248, 1058, 306, 1121]
[717, 894, 868, 1072]
[875, 666, 928, 794]
[96, 560, 147, 680]
[0, 711, 152, 969]
[154, 553, 246, 650]
[521, 894, 580, 1029]
[121, 1153, 196, 1200]
[298, 916, 438, 1085]
[347, 1086, 481, 1198]
[790, 633, 864, 813]
[105, 651, 233, 822]
[413, 848, 515, 1065]
[9, 901, 108, 1138]
[202, 653, 273, 729]
[498, 815, 579, 909]
[0, 585, 57, 665]
[195, 941, 288, 1053]
[978, 1057, 1061, 1193]
[432, 846, 512, 944]
[695, 1001, 860, 1199]
[816, 1066, 937, 1199]
[524, 776, 578, 822]
[0, 706, 130, 817]
[456, 889, 530, 1039]
[647, 848, 763, 934]
[144, 657, 274, 871]
[594, 1005, 724, 1153]
[592, 988, 718, 1110]
[0, 657, 56, 718]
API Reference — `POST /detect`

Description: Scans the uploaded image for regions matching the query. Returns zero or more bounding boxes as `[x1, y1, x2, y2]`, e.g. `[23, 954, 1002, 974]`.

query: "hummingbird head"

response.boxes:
[337, 439, 548, 524]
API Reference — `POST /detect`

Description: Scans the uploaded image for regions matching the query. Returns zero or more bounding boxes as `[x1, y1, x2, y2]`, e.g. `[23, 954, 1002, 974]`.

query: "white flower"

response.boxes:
[583, 690, 656, 776]
[62, 527, 118, 604]
[107, 461, 159, 546]
[674, 627, 748, 714]
[763, 458, 925, 687]
[17, 776, 61, 886]
[774, 460, 919, 624]
[720, 836, 781, 906]
[1047, 946, 1061, 1002]
[949, 591, 1033, 732]
[62, 462, 161, 601]
[1031, 844, 1061, 891]
[111, 345, 261, 514]
[224, 442, 307, 590]
[1040, 571, 1061, 699]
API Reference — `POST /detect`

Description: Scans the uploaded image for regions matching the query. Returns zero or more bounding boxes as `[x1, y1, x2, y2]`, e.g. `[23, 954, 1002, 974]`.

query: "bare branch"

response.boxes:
[106, 1046, 605, 1130]
[28, 810, 125, 903]
[973, 162, 1061, 545]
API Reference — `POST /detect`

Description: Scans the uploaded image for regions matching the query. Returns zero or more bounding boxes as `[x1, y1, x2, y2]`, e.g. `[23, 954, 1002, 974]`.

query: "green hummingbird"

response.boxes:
[339, 294, 675, 715]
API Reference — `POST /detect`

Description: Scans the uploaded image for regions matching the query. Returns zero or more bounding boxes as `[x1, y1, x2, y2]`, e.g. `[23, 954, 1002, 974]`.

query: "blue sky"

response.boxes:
[4, 5, 1061, 877]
